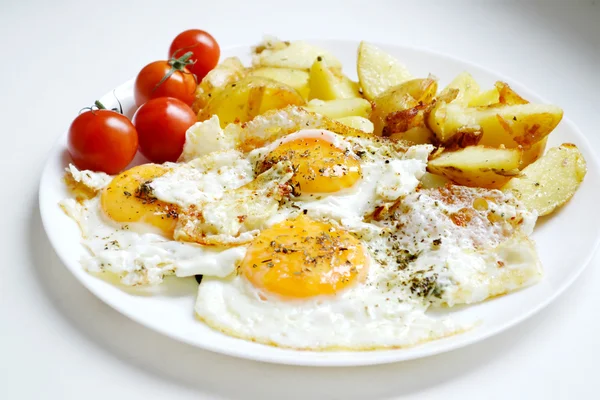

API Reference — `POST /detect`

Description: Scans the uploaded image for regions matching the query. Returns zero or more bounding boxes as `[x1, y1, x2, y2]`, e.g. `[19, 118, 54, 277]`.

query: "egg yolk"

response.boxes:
[259, 138, 361, 194]
[100, 164, 179, 237]
[240, 216, 368, 298]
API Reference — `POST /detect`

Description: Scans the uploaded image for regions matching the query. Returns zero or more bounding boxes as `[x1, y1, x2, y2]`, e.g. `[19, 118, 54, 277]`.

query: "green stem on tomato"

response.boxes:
[152, 51, 196, 93]
[95, 101, 107, 110]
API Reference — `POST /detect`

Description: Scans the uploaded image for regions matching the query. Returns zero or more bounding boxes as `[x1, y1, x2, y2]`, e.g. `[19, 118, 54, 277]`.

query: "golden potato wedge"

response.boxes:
[441, 127, 483, 149]
[335, 116, 374, 133]
[308, 58, 360, 100]
[383, 103, 435, 138]
[370, 77, 438, 136]
[439, 72, 480, 106]
[198, 76, 305, 127]
[357, 42, 412, 101]
[249, 67, 310, 99]
[495, 82, 529, 105]
[389, 126, 434, 145]
[428, 102, 563, 149]
[192, 57, 247, 113]
[252, 36, 289, 54]
[303, 98, 372, 119]
[468, 88, 500, 107]
[427, 146, 522, 189]
[502, 144, 586, 216]
[252, 40, 342, 70]
[521, 136, 548, 169]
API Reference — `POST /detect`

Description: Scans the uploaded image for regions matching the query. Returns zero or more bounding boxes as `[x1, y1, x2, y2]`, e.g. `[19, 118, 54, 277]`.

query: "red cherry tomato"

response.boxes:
[169, 30, 220, 81]
[68, 105, 138, 174]
[134, 57, 197, 107]
[132, 97, 196, 163]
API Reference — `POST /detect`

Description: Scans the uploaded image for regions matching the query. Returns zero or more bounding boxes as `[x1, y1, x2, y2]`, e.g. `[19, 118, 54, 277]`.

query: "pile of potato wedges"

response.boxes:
[192, 37, 586, 217]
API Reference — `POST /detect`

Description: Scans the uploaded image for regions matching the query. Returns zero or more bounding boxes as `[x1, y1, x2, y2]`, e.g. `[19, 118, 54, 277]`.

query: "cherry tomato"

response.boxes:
[169, 29, 220, 81]
[68, 104, 138, 174]
[132, 97, 196, 163]
[134, 56, 197, 107]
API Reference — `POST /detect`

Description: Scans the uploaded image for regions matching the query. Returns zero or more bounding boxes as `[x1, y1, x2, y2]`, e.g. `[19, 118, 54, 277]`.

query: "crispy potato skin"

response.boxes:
[502, 143, 586, 216]
[439, 72, 480, 106]
[427, 146, 522, 189]
[428, 102, 563, 149]
[370, 78, 437, 136]
[495, 82, 529, 105]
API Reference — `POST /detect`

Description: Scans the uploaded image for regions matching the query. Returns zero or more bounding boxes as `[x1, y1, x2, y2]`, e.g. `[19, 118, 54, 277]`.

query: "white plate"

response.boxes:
[39, 40, 600, 366]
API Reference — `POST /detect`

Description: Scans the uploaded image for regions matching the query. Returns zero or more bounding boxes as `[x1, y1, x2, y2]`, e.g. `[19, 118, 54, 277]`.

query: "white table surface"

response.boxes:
[2, 0, 599, 398]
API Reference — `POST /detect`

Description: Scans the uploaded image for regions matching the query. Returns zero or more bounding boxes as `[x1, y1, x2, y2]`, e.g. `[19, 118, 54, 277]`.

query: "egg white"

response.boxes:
[194, 187, 540, 350]
[150, 150, 254, 208]
[195, 268, 461, 350]
[61, 122, 543, 350]
[60, 196, 246, 286]
[250, 129, 434, 232]
[193, 134, 541, 349]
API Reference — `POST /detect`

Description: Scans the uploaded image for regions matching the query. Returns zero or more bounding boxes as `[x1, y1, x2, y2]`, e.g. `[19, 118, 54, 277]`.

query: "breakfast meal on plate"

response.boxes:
[58, 30, 587, 350]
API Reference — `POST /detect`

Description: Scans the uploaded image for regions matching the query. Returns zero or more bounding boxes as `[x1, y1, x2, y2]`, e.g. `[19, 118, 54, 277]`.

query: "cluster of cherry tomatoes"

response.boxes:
[68, 30, 220, 174]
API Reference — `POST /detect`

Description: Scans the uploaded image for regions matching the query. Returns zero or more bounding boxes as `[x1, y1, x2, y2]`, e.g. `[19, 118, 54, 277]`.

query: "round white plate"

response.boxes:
[39, 40, 600, 366]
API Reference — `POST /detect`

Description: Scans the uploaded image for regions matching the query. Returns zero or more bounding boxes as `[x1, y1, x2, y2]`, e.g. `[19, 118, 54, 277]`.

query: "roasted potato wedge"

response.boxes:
[468, 88, 500, 107]
[192, 57, 247, 113]
[428, 102, 563, 148]
[249, 67, 310, 99]
[308, 58, 360, 100]
[335, 116, 374, 133]
[427, 146, 522, 189]
[465, 81, 526, 108]
[502, 144, 586, 216]
[389, 126, 434, 145]
[495, 82, 529, 105]
[370, 77, 438, 136]
[439, 72, 480, 106]
[252, 36, 289, 53]
[521, 136, 548, 168]
[252, 40, 342, 70]
[357, 42, 412, 101]
[198, 76, 305, 127]
[304, 98, 372, 119]
[383, 103, 435, 138]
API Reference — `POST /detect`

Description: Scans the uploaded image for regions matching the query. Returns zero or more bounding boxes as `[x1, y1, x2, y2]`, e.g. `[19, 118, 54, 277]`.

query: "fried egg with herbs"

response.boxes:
[61, 112, 541, 349]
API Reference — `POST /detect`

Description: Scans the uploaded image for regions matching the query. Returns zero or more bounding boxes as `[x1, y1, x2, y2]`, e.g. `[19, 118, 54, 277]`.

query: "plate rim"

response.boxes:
[38, 39, 600, 366]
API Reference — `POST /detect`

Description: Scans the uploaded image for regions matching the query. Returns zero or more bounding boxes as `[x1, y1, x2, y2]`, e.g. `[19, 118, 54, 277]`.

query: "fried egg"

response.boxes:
[247, 129, 433, 233]
[195, 214, 459, 350]
[180, 105, 368, 161]
[61, 157, 253, 285]
[60, 195, 246, 286]
[61, 111, 542, 349]
[194, 186, 539, 350]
